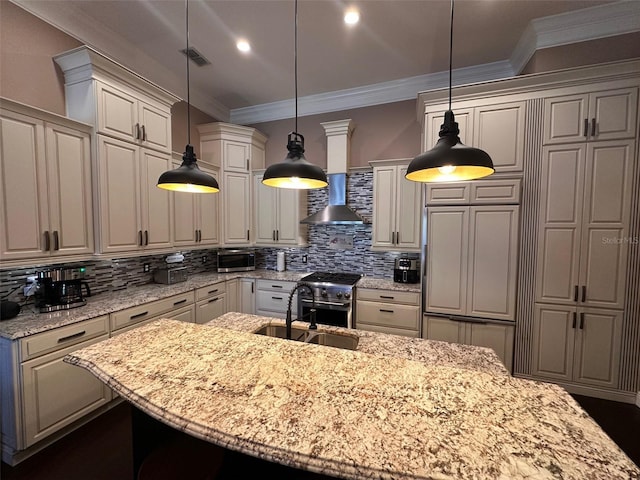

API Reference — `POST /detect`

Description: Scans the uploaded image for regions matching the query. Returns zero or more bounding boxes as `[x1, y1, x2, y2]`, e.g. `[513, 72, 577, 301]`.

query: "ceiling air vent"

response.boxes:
[180, 47, 210, 66]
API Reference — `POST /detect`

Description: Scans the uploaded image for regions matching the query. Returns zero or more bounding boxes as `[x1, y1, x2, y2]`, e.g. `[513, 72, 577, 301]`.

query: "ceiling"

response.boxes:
[10, 0, 640, 123]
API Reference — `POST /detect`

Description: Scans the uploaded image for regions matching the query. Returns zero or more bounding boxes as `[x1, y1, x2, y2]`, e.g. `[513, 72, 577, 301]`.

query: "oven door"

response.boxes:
[298, 298, 351, 328]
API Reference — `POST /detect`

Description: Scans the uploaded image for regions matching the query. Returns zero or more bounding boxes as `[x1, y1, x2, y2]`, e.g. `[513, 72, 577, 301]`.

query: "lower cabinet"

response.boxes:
[225, 278, 239, 313]
[110, 291, 195, 333]
[240, 278, 256, 314]
[422, 315, 515, 372]
[356, 288, 420, 337]
[195, 281, 227, 324]
[255, 279, 296, 319]
[531, 304, 622, 389]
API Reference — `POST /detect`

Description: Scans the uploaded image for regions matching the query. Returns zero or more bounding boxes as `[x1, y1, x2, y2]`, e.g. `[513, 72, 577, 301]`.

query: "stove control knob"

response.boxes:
[344, 292, 351, 300]
[336, 292, 343, 299]
[321, 289, 328, 298]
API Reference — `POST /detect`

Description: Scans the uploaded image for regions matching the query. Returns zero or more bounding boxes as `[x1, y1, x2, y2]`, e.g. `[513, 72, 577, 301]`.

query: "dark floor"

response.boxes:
[2, 394, 638, 480]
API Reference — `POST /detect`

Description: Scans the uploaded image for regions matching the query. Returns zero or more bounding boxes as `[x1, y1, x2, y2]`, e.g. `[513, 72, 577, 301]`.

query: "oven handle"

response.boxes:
[300, 298, 348, 308]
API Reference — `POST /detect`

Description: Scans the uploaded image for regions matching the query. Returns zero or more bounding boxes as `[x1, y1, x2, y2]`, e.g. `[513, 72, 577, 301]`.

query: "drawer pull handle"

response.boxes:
[379, 309, 394, 313]
[58, 330, 86, 343]
[130, 311, 149, 320]
[208, 289, 219, 295]
[271, 285, 283, 289]
[173, 299, 187, 306]
[208, 298, 219, 303]
[272, 296, 283, 301]
[380, 295, 394, 300]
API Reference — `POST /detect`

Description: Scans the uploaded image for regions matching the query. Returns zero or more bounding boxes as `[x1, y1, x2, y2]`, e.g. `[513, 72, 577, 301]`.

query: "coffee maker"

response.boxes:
[34, 267, 91, 312]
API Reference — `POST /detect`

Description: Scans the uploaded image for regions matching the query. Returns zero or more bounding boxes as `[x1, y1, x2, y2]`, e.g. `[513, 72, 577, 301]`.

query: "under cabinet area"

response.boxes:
[256, 279, 297, 319]
[356, 288, 420, 337]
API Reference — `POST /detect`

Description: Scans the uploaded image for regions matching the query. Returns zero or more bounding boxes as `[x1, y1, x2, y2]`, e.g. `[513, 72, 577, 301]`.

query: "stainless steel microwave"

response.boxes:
[217, 249, 256, 272]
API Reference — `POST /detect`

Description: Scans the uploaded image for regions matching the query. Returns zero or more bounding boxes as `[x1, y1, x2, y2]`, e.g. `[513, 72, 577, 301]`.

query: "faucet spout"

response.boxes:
[285, 282, 316, 340]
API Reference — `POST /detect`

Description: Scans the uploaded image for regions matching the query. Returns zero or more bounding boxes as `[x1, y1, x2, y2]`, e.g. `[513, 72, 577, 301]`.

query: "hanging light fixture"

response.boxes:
[262, 0, 328, 190]
[157, 0, 219, 193]
[406, 0, 494, 183]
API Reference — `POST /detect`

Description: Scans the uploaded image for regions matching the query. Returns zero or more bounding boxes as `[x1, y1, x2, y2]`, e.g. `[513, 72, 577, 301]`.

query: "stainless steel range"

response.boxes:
[297, 271, 362, 329]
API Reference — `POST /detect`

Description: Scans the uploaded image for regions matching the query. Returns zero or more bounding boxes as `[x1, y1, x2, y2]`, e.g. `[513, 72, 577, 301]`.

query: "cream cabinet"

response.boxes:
[253, 172, 308, 246]
[356, 288, 420, 337]
[198, 122, 267, 247]
[240, 278, 256, 314]
[422, 315, 514, 372]
[426, 203, 519, 321]
[424, 100, 526, 173]
[195, 281, 227, 324]
[96, 135, 173, 253]
[531, 304, 622, 388]
[543, 88, 638, 145]
[256, 279, 297, 319]
[370, 160, 422, 251]
[225, 278, 239, 313]
[0, 100, 93, 263]
[172, 154, 220, 248]
[110, 291, 195, 333]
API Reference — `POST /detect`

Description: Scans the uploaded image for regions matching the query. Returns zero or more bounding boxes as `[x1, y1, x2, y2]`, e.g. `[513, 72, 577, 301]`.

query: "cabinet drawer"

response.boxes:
[195, 281, 226, 301]
[426, 184, 470, 205]
[356, 323, 420, 338]
[196, 294, 226, 324]
[256, 279, 295, 292]
[256, 289, 291, 313]
[470, 179, 521, 204]
[21, 315, 109, 361]
[357, 288, 419, 305]
[357, 301, 420, 331]
[110, 291, 195, 331]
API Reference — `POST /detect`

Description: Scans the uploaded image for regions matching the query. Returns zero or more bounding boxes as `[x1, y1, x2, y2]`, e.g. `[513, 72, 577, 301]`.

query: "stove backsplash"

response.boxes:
[0, 171, 418, 301]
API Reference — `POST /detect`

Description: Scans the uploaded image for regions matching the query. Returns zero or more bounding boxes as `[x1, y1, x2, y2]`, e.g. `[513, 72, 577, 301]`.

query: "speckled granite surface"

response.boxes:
[65, 318, 639, 480]
[0, 271, 416, 340]
[356, 276, 420, 292]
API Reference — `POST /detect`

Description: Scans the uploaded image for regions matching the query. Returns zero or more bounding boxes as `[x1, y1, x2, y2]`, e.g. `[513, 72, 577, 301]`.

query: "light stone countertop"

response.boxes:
[64, 316, 640, 480]
[0, 270, 415, 340]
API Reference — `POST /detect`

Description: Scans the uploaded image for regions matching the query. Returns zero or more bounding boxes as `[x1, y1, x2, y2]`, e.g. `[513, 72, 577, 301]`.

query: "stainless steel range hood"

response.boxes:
[300, 119, 365, 225]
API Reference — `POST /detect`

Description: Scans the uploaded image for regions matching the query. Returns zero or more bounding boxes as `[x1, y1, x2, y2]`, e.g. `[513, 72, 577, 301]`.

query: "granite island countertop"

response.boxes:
[65, 316, 640, 480]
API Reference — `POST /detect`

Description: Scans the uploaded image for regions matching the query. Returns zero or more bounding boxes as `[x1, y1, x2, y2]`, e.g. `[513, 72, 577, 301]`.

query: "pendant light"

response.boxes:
[157, 0, 219, 193]
[262, 0, 328, 190]
[405, 0, 494, 183]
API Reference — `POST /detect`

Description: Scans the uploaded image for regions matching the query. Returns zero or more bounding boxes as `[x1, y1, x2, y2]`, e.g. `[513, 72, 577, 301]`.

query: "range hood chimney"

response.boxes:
[300, 119, 365, 225]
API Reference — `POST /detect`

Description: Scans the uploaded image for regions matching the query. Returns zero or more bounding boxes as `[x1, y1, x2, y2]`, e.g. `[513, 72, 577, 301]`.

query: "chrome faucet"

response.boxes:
[285, 282, 317, 340]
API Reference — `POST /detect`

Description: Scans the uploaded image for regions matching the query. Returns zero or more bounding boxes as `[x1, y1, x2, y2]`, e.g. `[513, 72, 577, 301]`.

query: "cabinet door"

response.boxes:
[226, 279, 239, 313]
[579, 141, 633, 309]
[223, 140, 250, 172]
[173, 186, 197, 247]
[223, 172, 251, 245]
[532, 304, 575, 382]
[422, 316, 465, 343]
[467, 322, 514, 373]
[138, 101, 171, 152]
[573, 308, 622, 388]
[240, 278, 255, 314]
[197, 166, 220, 246]
[0, 110, 48, 260]
[426, 207, 468, 315]
[96, 81, 137, 142]
[467, 206, 519, 321]
[276, 188, 303, 245]
[141, 149, 172, 249]
[45, 123, 94, 256]
[97, 136, 141, 253]
[588, 88, 637, 141]
[371, 166, 396, 248]
[543, 94, 588, 145]
[395, 165, 422, 250]
[425, 107, 472, 149]
[21, 333, 111, 448]
[254, 174, 278, 244]
[536, 144, 585, 305]
[356, 301, 420, 332]
[196, 295, 226, 324]
[473, 101, 525, 172]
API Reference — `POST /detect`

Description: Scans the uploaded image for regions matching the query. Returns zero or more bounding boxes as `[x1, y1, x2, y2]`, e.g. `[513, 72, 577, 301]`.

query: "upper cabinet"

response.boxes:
[198, 122, 267, 247]
[543, 88, 638, 145]
[0, 99, 94, 263]
[370, 159, 422, 252]
[424, 100, 526, 173]
[253, 172, 308, 246]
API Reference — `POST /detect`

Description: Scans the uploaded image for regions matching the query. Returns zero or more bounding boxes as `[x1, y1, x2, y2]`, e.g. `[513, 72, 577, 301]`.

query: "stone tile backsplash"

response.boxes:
[1, 171, 418, 302]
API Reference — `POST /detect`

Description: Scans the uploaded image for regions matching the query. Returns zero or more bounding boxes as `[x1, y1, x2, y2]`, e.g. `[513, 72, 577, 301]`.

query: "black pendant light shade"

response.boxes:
[406, 0, 494, 183]
[157, 145, 219, 193]
[261, 0, 328, 190]
[405, 110, 494, 182]
[262, 132, 328, 189]
[157, 0, 219, 194]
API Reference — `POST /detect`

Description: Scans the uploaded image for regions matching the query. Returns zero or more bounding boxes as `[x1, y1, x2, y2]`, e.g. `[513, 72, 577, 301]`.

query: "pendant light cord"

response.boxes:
[448, 0, 454, 112]
[186, 0, 191, 146]
[294, 0, 298, 134]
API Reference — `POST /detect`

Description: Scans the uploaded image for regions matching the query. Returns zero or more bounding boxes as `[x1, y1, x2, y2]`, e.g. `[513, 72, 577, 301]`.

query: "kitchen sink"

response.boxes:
[253, 325, 359, 351]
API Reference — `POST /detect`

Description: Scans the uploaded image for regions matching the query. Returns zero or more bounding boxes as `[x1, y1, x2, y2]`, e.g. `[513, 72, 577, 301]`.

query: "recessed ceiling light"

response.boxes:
[344, 9, 360, 25]
[236, 39, 251, 53]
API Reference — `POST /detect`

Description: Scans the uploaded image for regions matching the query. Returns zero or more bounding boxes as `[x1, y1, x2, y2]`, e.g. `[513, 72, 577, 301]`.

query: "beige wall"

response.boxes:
[250, 100, 422, 170]
[171, 101, 219, 155]
[522, 32, 640, 75]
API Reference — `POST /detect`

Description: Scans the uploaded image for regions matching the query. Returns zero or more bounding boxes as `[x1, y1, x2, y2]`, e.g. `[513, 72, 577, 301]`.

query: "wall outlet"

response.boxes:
[143, 263, 150, 273]
[302, 255, 308, 264]
[201, 255, 208, 264]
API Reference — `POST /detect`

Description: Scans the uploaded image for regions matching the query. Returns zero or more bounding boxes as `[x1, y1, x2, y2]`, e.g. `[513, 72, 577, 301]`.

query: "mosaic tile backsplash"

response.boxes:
[1, 171, 419, 302]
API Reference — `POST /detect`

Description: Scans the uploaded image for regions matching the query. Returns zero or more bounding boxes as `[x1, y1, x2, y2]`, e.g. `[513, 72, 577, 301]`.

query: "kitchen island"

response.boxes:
[64, 314, 639, 480]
